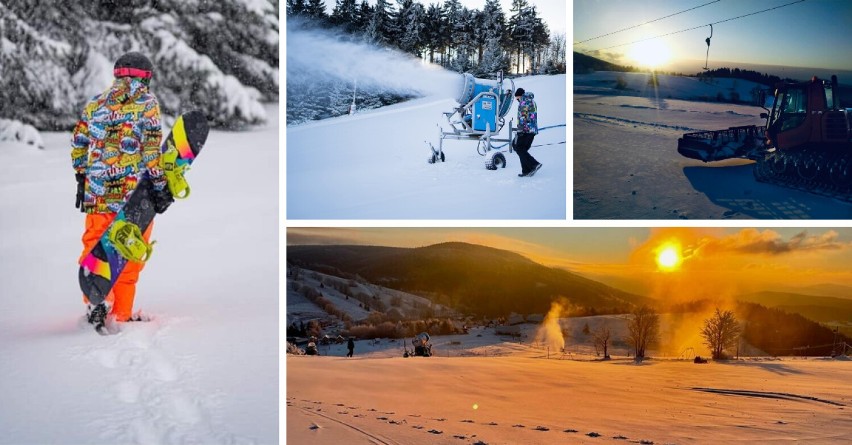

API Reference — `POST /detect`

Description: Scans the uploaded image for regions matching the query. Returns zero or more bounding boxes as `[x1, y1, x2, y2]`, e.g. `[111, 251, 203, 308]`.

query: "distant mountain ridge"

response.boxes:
[288, 242, 650, 317]
[736, 291, 852, 324]
[574, 51, 635, 74]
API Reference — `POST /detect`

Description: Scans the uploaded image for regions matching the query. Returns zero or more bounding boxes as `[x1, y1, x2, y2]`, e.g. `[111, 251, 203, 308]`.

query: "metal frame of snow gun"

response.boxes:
[427, 72, 516, 170]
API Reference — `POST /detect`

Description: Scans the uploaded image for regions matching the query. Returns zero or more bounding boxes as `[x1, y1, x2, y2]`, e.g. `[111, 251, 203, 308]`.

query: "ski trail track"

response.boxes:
[67, 318, 255, 445]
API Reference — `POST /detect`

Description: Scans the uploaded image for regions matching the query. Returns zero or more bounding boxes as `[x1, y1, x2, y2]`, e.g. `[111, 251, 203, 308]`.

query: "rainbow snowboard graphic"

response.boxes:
[79, 111, 209, 305]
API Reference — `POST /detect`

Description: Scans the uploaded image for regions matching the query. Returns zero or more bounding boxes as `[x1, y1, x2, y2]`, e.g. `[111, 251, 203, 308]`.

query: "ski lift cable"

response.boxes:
[574, 0, 721, 45]
[590, 0, 806, 52]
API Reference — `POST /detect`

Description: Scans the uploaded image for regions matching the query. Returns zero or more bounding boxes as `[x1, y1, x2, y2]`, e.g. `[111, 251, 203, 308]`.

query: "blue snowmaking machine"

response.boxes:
[427, 71, 515, 170]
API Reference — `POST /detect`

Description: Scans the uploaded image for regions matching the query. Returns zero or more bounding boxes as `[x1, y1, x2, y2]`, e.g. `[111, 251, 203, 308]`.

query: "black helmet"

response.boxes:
[113, 52, 154, 80]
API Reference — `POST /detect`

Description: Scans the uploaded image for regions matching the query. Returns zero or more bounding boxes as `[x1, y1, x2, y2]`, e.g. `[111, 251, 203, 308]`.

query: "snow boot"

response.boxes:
[526, 163, 543, 177]
[87, 302, 109, 335]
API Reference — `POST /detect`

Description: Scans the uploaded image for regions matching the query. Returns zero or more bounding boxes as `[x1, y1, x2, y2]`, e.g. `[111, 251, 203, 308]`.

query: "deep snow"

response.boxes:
[573, 71, 852, 219]
[0, 105, 279, 444]
[287, 74, 567, 219]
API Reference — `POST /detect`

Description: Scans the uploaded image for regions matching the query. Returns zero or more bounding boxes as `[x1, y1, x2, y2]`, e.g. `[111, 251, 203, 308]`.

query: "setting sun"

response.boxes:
[628, 39, 671, 69]
[656, 244, 682, 271]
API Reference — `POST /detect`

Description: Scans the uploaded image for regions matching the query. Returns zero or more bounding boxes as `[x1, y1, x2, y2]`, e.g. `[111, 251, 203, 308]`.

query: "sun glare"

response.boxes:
[628, 39, 671, 69]
[656, 244, 682, 271]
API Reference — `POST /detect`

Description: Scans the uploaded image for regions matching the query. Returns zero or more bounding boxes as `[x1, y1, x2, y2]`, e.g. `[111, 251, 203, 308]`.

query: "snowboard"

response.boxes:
[78, 110, 209, 308]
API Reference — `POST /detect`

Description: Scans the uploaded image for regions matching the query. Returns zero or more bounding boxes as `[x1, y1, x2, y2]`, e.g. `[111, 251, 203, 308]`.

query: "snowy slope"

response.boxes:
[0, 105, 279, 444]
[574, 72, 852, 219]
[287, 74, 567, 219]
[288, 354, 852, 445]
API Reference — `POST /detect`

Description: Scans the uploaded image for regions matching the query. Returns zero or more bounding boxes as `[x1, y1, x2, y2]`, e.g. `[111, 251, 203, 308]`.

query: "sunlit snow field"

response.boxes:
[574, 71, 852, 219]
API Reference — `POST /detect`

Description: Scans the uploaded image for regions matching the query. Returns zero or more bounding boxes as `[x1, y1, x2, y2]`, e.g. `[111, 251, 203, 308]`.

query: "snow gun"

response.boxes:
[427, 71, 515, 170]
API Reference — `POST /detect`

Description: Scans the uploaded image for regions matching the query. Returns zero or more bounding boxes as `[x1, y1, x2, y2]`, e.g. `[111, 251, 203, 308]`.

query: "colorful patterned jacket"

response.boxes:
[516, 92, 538, 134]
[71, 77, 164, 214]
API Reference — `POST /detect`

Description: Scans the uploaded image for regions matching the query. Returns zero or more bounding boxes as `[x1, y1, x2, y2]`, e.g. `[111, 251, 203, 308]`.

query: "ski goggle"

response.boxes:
[113, 67, 153, 80]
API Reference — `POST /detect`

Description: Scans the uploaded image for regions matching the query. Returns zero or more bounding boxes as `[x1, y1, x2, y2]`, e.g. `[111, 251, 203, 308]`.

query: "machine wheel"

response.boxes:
[428, 151, 446, 164]
[486, 153, 506, 170]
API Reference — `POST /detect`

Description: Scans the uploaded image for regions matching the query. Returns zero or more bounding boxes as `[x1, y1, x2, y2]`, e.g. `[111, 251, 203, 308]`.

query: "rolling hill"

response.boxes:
[288, 242, 650, 317]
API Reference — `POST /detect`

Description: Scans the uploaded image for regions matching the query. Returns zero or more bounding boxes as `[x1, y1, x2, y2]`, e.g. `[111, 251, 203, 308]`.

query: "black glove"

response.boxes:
[151, 186, 174, 214]
[75, 173, 85, 211]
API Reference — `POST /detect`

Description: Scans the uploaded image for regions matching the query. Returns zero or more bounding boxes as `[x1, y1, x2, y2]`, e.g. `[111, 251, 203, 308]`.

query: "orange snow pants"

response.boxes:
[79, 214, 153, 322]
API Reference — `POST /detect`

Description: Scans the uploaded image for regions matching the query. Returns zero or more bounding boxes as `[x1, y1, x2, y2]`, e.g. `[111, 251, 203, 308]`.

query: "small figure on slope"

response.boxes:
[347, 337, 355, 357]
[71, 52, 174, 330]
[513, 88, 542, 177]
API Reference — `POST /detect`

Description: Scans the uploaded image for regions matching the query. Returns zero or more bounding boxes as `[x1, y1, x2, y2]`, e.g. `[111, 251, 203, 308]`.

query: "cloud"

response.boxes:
[696, 229, 847, 256]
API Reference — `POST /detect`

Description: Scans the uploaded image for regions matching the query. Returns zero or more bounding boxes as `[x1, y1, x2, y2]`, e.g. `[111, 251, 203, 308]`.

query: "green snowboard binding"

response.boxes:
[161, 144, 191, 199]
[108, 220, 155, 263]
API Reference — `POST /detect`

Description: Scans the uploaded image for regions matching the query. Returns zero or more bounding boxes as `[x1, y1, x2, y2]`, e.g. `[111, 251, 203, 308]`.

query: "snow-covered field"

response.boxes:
[287, 74, 567, 219]
[573, 71, 852, 219]
[0, 105, 279, 444]
[288, 324, 852, 444]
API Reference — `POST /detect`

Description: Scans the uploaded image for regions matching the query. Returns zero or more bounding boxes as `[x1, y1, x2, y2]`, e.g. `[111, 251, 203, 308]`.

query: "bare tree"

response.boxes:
[627, 305, 659, 360]
[701, 308, 742, 360]
[592, 324, 611, 359]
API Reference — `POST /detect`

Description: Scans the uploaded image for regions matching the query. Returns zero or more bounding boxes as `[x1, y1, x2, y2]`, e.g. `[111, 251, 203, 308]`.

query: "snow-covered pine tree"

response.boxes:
[366, 0, 393, 45]
[394, 1, 425, 57]
[1, 0, 277, 131]
[354, 0, 373, 32]
[330, 0, 359, 32]
[449, 7, 475, 73]
[525, 6, 550, 74]
[286, 0, 308, 16]
[442, 0, 462, 67]
[422, 3, 446, 64]
[477, 0, 507, 73]
[305, 0, 328, 22]
[509, 0, 530, 73]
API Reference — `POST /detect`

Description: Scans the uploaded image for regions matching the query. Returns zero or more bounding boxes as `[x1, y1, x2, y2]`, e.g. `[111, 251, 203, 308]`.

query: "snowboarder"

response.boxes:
[71, 52, 173, 328]
[347, 337, 355, 357]
[513, 88, 542, 177]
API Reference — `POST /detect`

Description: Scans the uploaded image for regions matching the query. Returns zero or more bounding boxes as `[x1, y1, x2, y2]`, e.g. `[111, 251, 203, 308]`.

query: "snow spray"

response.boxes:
[534, 301, 566, 353]
[287, 20, 461, 97]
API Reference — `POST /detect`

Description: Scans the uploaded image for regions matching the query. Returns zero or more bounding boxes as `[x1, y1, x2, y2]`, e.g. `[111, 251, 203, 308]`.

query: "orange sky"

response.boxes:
[288, 227, 852, 298]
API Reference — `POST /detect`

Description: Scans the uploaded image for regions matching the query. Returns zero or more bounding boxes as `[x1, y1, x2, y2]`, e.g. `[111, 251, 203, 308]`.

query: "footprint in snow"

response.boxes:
[534, 426, 550, 431]
[586, 432, 601, 438]
[115, 381, 141, 404]
[461, 419, 474, 423]
[427, 429, 443, 434]
[512, 424, 525, 428]
[166, 393, 203, 425]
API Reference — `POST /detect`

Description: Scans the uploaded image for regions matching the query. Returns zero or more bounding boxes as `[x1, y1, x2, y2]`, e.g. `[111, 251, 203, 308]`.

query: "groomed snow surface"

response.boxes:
[289, 322, 852, 445]
[0, 105, 279, 444]
[287, 74, 567, 219]
[574, 71, 852, 219]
